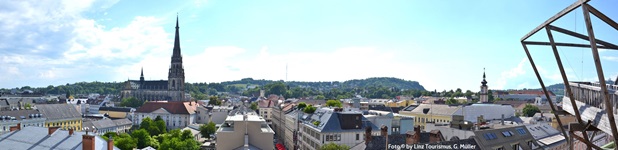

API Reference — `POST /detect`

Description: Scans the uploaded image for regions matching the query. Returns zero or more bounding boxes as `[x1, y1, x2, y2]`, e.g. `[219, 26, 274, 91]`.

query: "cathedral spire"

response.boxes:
[140, 67, 144, 82]
[481, 68, 487, 86]
[172, 14, 182, 63]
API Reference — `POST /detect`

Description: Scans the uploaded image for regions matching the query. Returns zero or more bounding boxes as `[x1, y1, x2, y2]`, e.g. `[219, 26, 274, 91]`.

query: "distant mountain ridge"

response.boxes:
[1, 77, 426, 95]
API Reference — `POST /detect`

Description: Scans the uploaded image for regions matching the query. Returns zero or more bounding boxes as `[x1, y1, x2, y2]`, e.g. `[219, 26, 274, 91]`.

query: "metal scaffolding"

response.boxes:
[520, 0, 618, 149]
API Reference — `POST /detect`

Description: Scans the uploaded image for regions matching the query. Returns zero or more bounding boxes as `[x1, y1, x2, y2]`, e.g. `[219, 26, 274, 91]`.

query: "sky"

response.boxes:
[1, 0, 618, 92]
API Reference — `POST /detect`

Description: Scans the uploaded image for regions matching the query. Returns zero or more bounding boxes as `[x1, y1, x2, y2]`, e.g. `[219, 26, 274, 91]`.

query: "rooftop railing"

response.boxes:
[567, 82, 618, 114]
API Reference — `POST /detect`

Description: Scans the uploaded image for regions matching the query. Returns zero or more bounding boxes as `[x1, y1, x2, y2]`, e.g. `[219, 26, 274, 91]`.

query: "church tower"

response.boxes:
[480, 68, 488, 103]
[168, 15, 185, 101]
[140, 67, 145, 82]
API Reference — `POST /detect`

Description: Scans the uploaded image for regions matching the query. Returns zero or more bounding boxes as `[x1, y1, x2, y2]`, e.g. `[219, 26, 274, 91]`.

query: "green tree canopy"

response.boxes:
[265, 82, 287, 96]
[320, 142, 350, 150]
[523, 104, 541, 117]
[154, 116, 167, 134]
[250, 102, 258, 110]
[446, 97, 459, 105]
[325, 100, 343, 108]
[120, 97, 143, 108]
[297, 102, 307, 109]
[114, 133, 137, 150]
[140, 117, 153, 132]
[200, 122, 216, 140]
[157, 129, 200, 150]
[131, 129, 159, 149]
[208, 96, 221, 106]
[303, 105, 317, 114]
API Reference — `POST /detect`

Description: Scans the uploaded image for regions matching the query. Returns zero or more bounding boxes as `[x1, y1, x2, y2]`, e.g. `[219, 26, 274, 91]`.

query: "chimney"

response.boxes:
[364, 126, 372, 145]
[405, 130, 415, 145]
[414, 126, 421, 142]
[69, 128, 74, 136]
[380, 125, 388, 137]
[381, 125, 388, 150]
[82, 133, 95, 150]
[9, 123, 20, 132]
[107, 135, 114, 150]
[48, 126, 60, 136]
[501, 114, 505, 125]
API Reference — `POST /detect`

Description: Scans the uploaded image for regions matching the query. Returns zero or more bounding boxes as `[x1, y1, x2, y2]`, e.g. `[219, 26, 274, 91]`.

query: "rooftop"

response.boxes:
[0, 126, 118, 150]
[36, 104, 82, 120]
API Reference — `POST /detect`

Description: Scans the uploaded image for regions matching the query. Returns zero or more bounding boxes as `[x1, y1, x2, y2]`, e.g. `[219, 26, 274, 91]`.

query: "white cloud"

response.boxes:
[602, 56, 618, 62]
[495, 57, 528, 89]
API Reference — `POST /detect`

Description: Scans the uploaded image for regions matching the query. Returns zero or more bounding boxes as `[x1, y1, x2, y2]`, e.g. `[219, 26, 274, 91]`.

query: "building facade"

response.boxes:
[37, 104, 83, 131]
[0, 109, 46, 135]
[480, 69, 489, 103]
[121, 16, 187, 102]
[134, 101, 197, 130]
[215, 111, 275, 150]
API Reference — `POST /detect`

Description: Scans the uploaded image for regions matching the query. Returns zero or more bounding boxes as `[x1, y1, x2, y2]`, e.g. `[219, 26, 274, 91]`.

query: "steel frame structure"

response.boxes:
[520, 0, 618, 149]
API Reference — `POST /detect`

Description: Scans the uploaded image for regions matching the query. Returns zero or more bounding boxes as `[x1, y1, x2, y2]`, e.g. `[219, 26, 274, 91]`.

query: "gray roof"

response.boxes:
[526, 123, 560, 140]
[0, 126, 119, 150]
[299, 108, 379, 133]
[36, 104, 82, 120]
[364, 134, 479, 150]
[92, 119, 116, 129]
[406, 104, 461, 116]
[112, 118, 132, 126]
[473, 125, 536, 149]
[0, 109, 43, 121]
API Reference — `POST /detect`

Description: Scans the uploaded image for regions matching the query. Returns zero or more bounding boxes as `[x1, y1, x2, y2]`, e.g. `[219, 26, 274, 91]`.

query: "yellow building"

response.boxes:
[386, 99, 415, 107]
[398, 104, 461, 129]
[37, 104, 83, 131]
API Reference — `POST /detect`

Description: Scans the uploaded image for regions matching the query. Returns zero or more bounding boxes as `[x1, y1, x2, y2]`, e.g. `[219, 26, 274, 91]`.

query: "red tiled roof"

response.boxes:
[136, 101, 198, 114]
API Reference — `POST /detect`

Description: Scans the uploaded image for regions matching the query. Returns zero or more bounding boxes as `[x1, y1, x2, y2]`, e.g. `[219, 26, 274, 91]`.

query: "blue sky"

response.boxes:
[1, 0, 618, 92]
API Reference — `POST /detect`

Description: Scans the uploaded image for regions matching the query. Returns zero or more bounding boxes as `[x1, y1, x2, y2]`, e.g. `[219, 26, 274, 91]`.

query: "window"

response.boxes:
[527, 141, 534, 147]
[512, 144, 520, 150]
[502, 131, 512, 137]
[484, 133, 497, 140]
[356, 134, 359, 140]
[516, 128, 527, 135]
[496, 147, 504, 150]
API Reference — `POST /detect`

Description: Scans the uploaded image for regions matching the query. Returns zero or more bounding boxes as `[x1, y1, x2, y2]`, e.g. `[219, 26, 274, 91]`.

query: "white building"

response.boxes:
[452, 103, 516, 123]
[215, 110, 274, 150]
[296, 107, 380, 150]
[196, 105, 233, 125]
[134, 101, 198, 130]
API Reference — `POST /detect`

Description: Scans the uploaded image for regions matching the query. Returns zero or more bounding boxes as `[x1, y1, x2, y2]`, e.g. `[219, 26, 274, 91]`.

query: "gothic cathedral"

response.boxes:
[121, 16, 187, 101]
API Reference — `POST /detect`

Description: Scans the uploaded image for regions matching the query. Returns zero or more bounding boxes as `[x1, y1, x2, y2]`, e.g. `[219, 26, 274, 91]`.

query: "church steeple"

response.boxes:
[168, 14, 186, 101]
[172, 14, 182, 63]
[481, 68, 487, 86]
[140, 67, 144, 82]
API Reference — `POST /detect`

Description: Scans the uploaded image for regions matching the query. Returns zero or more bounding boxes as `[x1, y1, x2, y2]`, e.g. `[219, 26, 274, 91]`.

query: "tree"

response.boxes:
[24, 103, 32, 110]
[320, 142, 350, 150]
[200, 122, 216, 140]
[131, 129, 159, 149]
[265, 82, 287, 96]
[315, 95, 326, 100]
[121, 97, 143, 108]
[297, 102, 307, 109]
[140, 117, 153, 131]
[522, 104, 541, 117]
[154, 116, 167, 134]
[250, 102, 258, 110]
[157, 129, 200, 150]
[446, 97, 459, 105]
[303, 105, 317, 114]
[208, 96, 221, 106]
[325, 100, 343, 108]
[115, 133, 137, 150]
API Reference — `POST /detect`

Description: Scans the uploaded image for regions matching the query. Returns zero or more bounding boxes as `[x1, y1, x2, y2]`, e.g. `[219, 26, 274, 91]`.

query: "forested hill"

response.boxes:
[0, 77, 425, 97]
[220, 77, 425, 91]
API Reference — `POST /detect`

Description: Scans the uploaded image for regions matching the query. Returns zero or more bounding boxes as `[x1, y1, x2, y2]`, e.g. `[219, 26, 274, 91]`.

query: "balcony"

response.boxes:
[562, 82, 618, 134]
